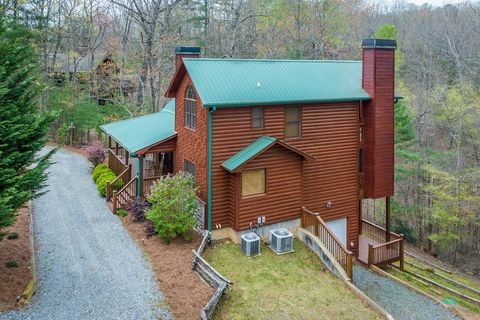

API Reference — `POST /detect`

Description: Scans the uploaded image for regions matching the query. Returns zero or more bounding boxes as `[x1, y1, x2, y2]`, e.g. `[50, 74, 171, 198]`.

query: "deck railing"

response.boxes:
[112, 176, 137, 213]
[301, 207, 353, 279]
[142, 176, 162, 196]
[361, 219, 404, 269]
[106, 165, 131, 201]
[108, 149, 128, 177]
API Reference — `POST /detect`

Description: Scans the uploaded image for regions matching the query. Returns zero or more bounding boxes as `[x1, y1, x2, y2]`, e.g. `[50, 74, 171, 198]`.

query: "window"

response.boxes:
[252, 107, 264, 128]
[242, 169, 266, 196]
[285, 107, 301, 137]
[184, 159, 196, 179]
[185, 86, 196, 129]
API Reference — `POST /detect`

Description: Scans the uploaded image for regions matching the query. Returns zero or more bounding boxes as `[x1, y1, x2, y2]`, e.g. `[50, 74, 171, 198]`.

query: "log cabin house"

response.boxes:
[101, 40, 405, 275]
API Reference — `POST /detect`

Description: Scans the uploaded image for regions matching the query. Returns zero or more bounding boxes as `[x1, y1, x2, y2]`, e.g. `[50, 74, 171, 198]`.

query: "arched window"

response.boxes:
[185, 86, 196, 129]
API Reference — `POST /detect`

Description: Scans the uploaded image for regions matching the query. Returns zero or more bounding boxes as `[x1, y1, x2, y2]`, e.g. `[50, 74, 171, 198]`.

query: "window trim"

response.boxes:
[184, 85, 196, 130]
[284, 106, 302, 138]
[184, 159, 196, 179]
[241, 168, 267, 197]
[251, 107, 265, 129]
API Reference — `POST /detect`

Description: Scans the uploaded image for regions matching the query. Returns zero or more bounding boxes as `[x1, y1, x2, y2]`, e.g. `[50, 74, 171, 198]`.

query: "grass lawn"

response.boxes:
[204, 240, 381, 320]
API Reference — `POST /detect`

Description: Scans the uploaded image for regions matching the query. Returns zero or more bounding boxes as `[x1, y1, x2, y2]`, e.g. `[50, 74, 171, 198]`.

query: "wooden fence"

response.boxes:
[192, 232, 231, 320]
[301, 207, 353, 280]
[112, 176, 137, 213]
[108, 149, 128, 177]
[362, 219, 404, 269]
[106, 165, 131, 201]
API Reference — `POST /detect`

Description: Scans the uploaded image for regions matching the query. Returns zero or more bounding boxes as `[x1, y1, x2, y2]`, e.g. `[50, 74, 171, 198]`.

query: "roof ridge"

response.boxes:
[183, 58, 361, 63]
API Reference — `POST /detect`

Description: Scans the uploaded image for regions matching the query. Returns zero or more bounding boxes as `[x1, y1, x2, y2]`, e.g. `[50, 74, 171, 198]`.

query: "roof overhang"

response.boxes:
[221, 136, 315, 173]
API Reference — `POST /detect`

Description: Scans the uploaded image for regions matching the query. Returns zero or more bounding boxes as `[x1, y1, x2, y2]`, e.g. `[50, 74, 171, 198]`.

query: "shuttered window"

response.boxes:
[184, 159, 196, 179]
[242, 169, 266, 196]
[252, 107, 264, 128]
[285, 107, 301, 137]
[185, 86, 196, 130]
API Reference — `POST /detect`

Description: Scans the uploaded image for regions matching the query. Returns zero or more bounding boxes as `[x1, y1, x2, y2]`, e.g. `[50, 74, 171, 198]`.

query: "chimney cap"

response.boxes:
[175, 46, 201, 55]
[362, 38, 396, 49]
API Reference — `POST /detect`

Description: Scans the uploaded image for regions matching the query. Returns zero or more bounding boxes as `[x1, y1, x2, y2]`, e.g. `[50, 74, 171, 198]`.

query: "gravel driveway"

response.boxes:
[0, 147, 172, 320]
[353, 266, 460, 320]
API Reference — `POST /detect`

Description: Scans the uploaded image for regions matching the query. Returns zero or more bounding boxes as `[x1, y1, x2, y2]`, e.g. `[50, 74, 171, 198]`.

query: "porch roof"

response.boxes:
[221, 135, 315, 172]
[100, 99, 176, 155]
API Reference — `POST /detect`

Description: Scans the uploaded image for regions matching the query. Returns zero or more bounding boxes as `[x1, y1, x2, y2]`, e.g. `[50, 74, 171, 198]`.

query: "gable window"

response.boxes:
[252, 107, 264, 128]
[285, 107, 301, 138]
[184, 159, 196, 179]
[185, 85, 196, 130]
[242, 169, 266, 196]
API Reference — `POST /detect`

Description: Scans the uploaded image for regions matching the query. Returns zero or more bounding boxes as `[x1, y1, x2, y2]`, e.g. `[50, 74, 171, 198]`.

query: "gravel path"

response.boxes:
[0, 147, 173, 320]
[353, 265, 460, 320]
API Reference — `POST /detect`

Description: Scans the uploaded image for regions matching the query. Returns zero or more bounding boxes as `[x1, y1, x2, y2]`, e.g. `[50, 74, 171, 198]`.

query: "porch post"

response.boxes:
[138, 154, 144, 198]
[124, 149, 129, 165]
[115, 141, 119, 156]
[108, 136, 112, 149]
[386, 196, 391, 242]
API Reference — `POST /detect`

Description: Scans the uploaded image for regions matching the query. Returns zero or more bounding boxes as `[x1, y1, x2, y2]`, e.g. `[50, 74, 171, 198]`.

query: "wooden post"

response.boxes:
[106, 182, 111, 202]
[112, 190, 117, 213]
[314, 219, 319, 236]
[108, 136, 112, 149]
[386, 197, 391, 242]
[359, 199, 363, 235]
[127, 164, 132, 182]
[347, 254, 353, 281]
[125, 149, 129, 165]
[399, 237, 405, 270]
[368, 243, 374, 266]
[115, 142, 119, 156]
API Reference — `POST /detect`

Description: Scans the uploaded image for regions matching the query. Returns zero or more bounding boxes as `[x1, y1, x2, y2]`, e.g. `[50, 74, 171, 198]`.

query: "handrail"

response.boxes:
[301, 207, 353, 280]
[142, 175, 162, 196]
[106, 165, 131, 201]
[108, 149, 128, 177]
[112, 176, 137, 213]
[371, 237, 403, 249]
[362, 219, 402, 240]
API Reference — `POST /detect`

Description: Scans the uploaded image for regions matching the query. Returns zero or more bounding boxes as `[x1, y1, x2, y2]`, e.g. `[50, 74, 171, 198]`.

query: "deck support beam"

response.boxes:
[386, 196, 391, 242]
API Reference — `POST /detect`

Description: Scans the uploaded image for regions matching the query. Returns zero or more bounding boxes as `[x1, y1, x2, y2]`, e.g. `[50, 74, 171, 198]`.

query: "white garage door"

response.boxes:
[326, 218, 347, 247]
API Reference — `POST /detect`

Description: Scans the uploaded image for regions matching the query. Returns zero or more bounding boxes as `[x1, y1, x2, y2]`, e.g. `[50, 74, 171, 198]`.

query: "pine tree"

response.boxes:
[0, 19, 55, 227]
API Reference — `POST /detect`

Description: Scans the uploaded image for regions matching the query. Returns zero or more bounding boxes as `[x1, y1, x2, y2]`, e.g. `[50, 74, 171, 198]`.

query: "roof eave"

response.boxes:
[202, 96, 371, 108]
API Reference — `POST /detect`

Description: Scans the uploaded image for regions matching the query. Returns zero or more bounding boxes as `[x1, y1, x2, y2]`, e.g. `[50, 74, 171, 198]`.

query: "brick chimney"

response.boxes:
[361, 38, 396, 199]
[175, 46, 200, 71]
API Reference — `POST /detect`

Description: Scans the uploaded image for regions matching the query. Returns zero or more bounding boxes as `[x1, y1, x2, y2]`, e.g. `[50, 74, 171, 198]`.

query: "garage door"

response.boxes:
[326, 218, 347, 247]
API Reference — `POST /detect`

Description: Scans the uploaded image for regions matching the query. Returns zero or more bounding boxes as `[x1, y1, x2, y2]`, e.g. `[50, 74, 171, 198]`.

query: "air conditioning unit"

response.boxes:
[241, 232, 260, 257]
[270, 228, 293, 254]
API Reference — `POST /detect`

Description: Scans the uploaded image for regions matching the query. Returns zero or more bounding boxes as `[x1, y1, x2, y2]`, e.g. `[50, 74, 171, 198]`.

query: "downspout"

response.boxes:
[207, 106, 217, 231]
[130, 152, 141, 199]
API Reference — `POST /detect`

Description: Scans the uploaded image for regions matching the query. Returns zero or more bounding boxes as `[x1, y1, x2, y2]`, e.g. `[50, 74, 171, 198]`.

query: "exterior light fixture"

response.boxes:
[325, 201, 333, 208]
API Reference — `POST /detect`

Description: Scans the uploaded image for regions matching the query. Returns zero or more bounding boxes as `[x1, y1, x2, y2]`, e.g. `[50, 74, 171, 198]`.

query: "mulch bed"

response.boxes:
[0, 204, 34, 311]
[120, 214, 214, 320]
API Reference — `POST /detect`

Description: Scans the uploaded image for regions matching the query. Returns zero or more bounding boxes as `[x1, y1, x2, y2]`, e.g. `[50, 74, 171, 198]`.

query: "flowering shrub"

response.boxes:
[146, 172, 198, 243]
[85, 140, 105, 166]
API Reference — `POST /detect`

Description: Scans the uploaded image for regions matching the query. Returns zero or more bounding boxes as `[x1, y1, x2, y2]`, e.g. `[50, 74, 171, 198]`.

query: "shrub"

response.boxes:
[127, 198, 150, 223]
[85, 139, 106, 166]
[117, 208, 128, 217]
[92, 164, 109, 182]
[5, 260, 18, 268]
[144, 220, 156, 238]
[146, 172, 198, 243]
[96, 171, 117, 196]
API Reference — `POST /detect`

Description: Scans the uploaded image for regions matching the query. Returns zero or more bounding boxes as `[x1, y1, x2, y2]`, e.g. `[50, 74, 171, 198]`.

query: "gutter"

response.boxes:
[207, 106, 217, 231]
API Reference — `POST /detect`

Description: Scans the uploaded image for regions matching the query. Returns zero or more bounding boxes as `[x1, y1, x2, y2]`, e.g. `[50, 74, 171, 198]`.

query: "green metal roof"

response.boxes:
[100, 99, 176, 154]
[182, 59, 371, 107]
[221, 136, 315, 172]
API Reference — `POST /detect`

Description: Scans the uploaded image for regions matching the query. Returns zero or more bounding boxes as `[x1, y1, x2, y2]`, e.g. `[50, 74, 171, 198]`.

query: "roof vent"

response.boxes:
[256, 81, 261, 88]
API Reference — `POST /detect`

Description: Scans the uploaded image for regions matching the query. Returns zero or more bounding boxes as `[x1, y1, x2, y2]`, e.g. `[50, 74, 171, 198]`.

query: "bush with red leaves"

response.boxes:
[85, 140, 105, 166]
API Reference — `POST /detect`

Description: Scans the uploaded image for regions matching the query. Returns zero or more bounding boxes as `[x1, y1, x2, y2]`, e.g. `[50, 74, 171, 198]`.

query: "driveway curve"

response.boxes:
[0, 147, 172, 320]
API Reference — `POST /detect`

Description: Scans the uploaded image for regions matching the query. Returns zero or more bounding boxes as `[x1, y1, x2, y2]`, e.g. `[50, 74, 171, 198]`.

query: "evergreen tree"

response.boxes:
[0, 19, 55, 227]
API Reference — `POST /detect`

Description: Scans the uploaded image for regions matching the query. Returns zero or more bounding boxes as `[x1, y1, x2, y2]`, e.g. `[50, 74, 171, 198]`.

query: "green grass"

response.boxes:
[204, 240, 381, 320]
[386, 257, 480, 314]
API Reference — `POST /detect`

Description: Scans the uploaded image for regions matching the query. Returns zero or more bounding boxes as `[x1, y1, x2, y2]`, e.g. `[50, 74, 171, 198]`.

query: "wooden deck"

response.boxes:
[357, 235, 377, 264]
